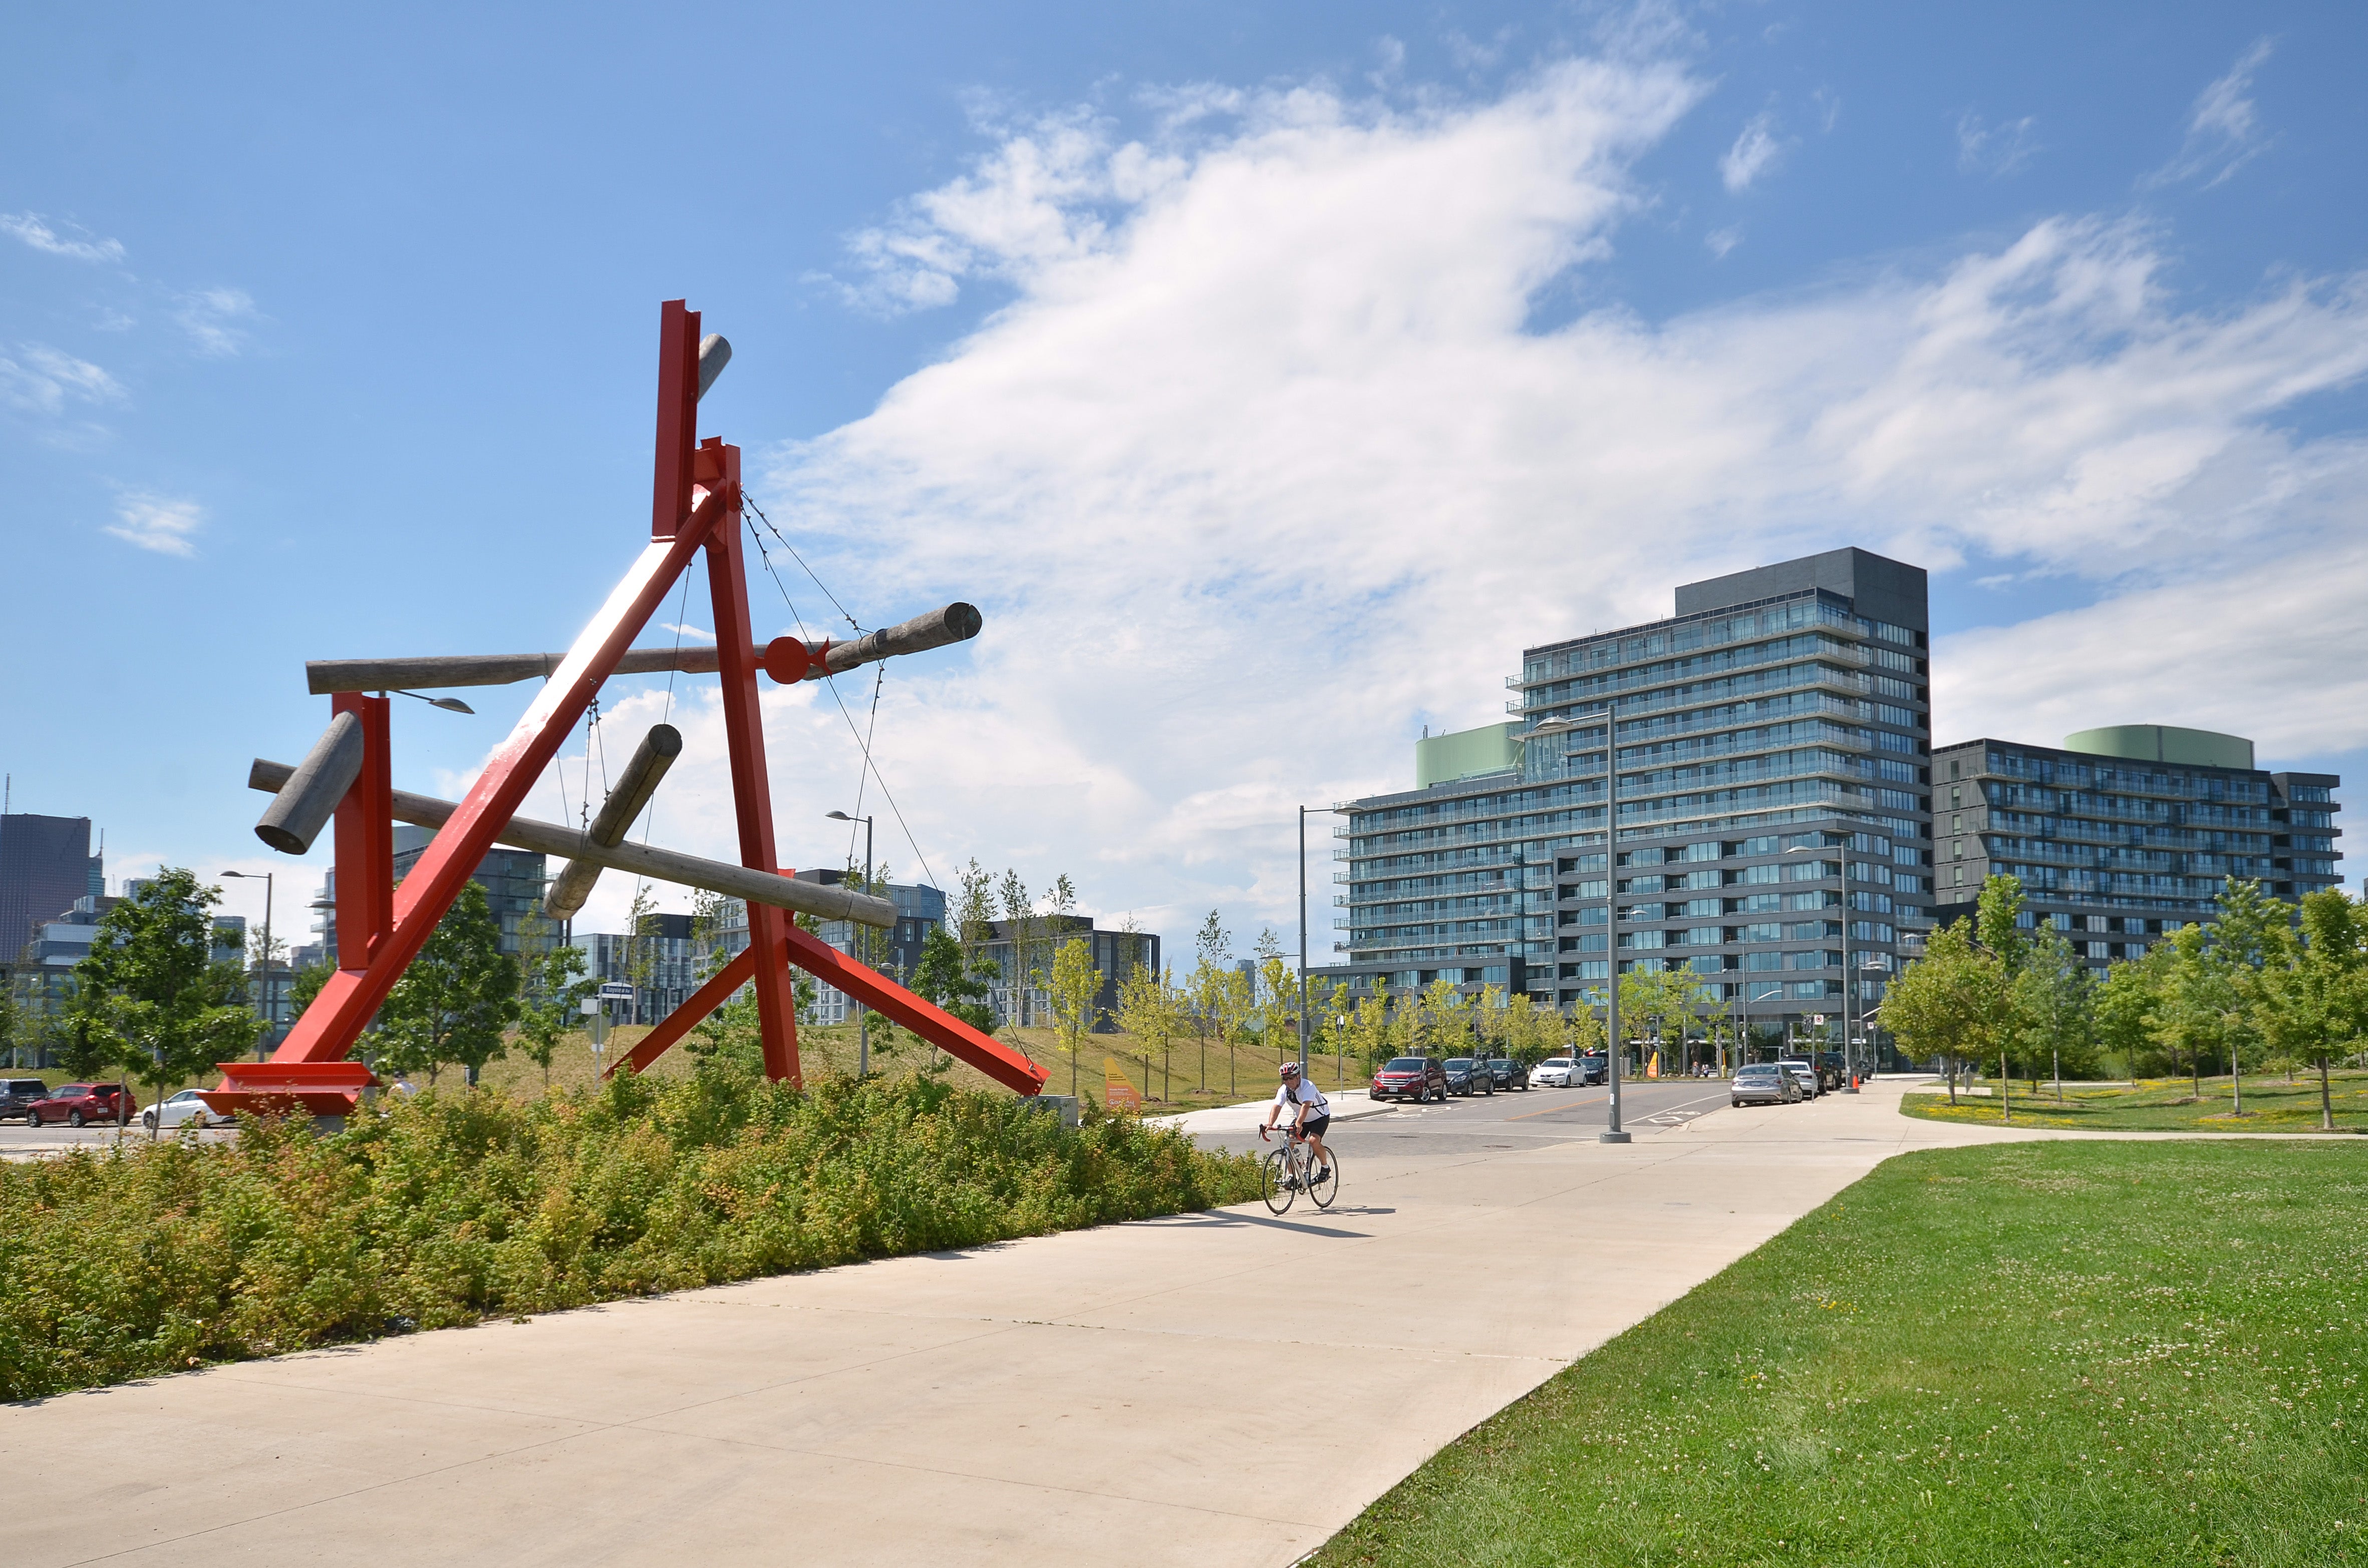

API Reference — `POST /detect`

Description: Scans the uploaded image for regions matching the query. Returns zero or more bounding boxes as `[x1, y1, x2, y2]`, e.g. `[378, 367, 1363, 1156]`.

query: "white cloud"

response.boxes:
[1704, 225, 1740, 258]
[2146, 37, 2275, 189]
[175, 287, 257, 356]
[104, 491, 204, 556]
[1957, 112, 2039, 176]
[521, 52, 2368, 947]
[1719, 111, 1784, 191]
[0, 344, 125, 415]
[1, 211, 125, 263]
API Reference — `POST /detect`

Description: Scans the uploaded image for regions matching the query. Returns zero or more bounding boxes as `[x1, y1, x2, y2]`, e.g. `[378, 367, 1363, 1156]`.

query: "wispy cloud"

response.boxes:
[1, 212, 125, 264]
[1719, 111, 1784, 192]
[660, 622, 717, 643]
[688, 55, 2368, 941]
[175, 287, 257, 356]
[1957, 112, 2039, 176]
[1704, 225, 1740, 259]
[104, 492, 204, 557]
[2146, 37, 2276, 189]
[0, 345, 126, 416]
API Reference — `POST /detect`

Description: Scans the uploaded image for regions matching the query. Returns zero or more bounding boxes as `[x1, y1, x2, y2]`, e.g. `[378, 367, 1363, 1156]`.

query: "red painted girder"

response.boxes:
[700, 438, 804, 1085]
[606, 946, 759, 1080]
[781, 925, 1050, 1095]
[270, 491, 729, 1066]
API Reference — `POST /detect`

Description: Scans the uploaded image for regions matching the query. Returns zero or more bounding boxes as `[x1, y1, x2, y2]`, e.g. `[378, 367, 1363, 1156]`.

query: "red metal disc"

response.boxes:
[761, 636, 811, 684]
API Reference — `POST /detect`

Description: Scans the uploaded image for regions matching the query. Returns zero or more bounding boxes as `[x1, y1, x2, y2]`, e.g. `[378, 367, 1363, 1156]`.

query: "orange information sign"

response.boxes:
[1103, 1058, 1141, 1112]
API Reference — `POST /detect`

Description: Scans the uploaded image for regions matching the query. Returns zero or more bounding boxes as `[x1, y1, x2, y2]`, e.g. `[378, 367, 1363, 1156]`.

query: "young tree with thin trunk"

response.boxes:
[1884, 919, 2015, 1108]
[74, 869, 260, 1134]
[2258, 888, 2367, 1132]
[1041, 935, 1101, 1099]
[380, 881, 520, 1087]
[1114, 961, 1180, 1102]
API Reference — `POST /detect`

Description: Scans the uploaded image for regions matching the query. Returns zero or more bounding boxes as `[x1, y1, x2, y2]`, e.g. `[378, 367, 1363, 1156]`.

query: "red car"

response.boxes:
[26, 1083, 131, 1127]
[1369, 1056, 1448, 1103]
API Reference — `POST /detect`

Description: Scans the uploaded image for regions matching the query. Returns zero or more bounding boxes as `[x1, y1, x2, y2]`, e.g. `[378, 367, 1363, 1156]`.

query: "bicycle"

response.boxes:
[1258, 1124, 1339, 1214]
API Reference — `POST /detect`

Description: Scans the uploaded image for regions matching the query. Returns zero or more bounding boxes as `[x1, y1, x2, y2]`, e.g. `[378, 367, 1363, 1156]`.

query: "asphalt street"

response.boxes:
[1196, 1073, 1753, 1164]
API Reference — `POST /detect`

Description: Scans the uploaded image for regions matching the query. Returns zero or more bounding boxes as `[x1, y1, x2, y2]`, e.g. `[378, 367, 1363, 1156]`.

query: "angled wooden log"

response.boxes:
[305, 602, 982, 695]
[245, 758, 895, 927]
[542, 723, 681, 919]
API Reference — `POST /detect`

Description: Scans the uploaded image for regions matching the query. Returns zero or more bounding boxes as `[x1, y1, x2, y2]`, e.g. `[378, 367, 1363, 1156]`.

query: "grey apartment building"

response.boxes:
[1322, 547, 1933, 1039]
[1930, 725, 2341, 967]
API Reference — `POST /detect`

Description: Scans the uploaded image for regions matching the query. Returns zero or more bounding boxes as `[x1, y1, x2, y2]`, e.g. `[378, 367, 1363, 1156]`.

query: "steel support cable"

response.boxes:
[745, 515, 942, 895]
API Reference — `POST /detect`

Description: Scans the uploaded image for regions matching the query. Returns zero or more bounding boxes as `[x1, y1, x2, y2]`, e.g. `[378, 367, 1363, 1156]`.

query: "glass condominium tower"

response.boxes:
[1332, 547, 1933, 1041]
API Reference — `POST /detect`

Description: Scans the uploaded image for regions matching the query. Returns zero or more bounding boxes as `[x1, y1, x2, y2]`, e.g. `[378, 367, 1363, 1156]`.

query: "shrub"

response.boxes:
[0, 1068, 1256, 1400]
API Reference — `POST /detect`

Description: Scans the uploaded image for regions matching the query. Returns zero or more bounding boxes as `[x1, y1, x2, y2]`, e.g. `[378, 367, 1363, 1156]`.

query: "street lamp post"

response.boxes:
[1599, 698, 1630, 1144]
[1788, 839, 1862, 1094]
[825, 810, 875, 1077]
[220, 870, 275, 1059]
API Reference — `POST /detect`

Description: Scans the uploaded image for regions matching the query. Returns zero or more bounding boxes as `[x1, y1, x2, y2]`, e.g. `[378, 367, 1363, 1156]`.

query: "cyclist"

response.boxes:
[1259, 1061, 1332, 1186]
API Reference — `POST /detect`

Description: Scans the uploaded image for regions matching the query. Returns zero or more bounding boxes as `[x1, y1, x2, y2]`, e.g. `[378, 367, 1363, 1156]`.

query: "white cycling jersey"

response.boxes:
[1272, 1079, 1330, 1119]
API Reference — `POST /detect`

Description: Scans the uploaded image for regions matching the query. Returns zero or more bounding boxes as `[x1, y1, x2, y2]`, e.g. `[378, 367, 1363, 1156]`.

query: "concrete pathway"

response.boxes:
[8, 1079, 2028, 1567]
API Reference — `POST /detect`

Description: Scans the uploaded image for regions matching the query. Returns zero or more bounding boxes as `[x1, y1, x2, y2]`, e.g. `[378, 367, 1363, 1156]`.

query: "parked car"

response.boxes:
[1777, 1060, 1822, 1099]
[1442, 1057, 1493, 1096]
[26, 1082, 131, 1127]
[1371, 1056, 1448, 1103]
[1531, 1056, 1573, 1087]
[142, 1088, 222, 1132]
[1575, 1052, 1609, 1086]
[0, 1077, 51, 1123]
[1813, 1051, 1848, 1091]
[1730, 1063, 1802, 1107]
[1484, 1058, 1530, 1092]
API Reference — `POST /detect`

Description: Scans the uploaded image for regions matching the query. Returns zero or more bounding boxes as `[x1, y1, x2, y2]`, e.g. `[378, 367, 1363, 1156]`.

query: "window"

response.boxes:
[1621, 903, 1663, 921]
[1732, 893, 1782, 914]
[1745, 951, 1784, 971]
[1679, 898, 1721, 917]
[1619, 875, 1666, 893]
[1785, 859, 1838, 882]
[1782, 891, 1835, 911]
[1953, 865, 1965, 886]
[1786, 980, 1834, 1000]
[1735, 863, 1782, 885]
[1579, 906, 1607, 925]
[1735, 922, 1782, 942]
[1679, 840, 1720, 862]
[1785, 950, 1829, 970]
[1731, 835, 1780, 856]
[1620, 930, 1666, 949]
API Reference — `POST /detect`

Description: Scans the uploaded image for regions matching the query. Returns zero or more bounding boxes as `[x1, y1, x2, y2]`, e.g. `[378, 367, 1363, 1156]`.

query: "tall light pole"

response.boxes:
[220, 870, 275, 1059]
[1599, 698, 1629, 1144]
[1788, 839, 1861, 1094]
[826, 810, 875, 1077]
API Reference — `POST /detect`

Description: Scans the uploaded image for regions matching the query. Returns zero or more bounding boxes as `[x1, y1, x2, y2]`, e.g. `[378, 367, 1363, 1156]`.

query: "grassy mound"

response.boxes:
[1314, 1140, 2368, 1567]
[0, 1068, 1258, 1402]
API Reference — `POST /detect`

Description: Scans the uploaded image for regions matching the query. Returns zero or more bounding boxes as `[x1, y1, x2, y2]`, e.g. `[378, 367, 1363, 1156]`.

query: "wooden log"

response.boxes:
[697, 334, 730, 401]
[542, 723, 681, 919]
[253, 711, 364, 855]
[244, 758, 896, 927]
[305, 601, 982, 694]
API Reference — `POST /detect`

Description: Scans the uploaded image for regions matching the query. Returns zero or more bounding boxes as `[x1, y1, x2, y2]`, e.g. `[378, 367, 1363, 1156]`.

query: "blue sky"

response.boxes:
[5, 1, 2364, 953]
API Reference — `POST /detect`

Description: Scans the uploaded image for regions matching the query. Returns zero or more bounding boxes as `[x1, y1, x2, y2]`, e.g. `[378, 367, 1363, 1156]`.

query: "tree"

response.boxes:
[1041, 935, 1102, 1098]
[2257, 889, 2368, 1131]
[1253, 928, 1295, 1068]
[1312, 979, 1352, 1087]
[2014, 923, 2098, 1098]
[379, 881, 520, 1086]
[515, 935, 593, 1091]
[74, 868, 261, 1134]
[997, 869, 1036, 1030]
[1214, 964, 1255, 1097]
[2096, 942, 2175, 1078]
[1346, 989, 1391, 1078]
[1113, 961, 1182, 1101]
[1187, 910, 1231, 1096]
[1883, 919, 2015, 1106]
[286, 960, 334, 1018]
[1419, 977, 1470, 1059]
[914, 924, 995, 1033]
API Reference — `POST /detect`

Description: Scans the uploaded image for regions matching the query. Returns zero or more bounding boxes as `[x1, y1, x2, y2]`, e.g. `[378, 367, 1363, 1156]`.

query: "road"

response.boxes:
[1195, 1074, 1746, 1166]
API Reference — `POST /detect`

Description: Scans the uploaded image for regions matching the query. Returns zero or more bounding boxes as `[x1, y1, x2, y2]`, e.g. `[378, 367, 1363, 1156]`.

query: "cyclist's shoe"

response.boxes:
[1314, 1167, 1332, 1183]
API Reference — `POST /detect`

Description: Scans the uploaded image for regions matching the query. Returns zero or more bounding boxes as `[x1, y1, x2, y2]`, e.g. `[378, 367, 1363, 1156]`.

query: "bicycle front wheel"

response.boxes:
[1261, 1147, 1296, 1215]
[1306, 1148, 1340, 1208]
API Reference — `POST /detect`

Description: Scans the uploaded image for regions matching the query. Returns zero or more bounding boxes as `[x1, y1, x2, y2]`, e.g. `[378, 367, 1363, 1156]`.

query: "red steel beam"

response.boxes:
[273, 302, 718, 1065]
[700, 436, 805, 1084]
[331, 694, 391, 971]
[607, 946, 759, 1079]
[782, 925, 1049, 1095]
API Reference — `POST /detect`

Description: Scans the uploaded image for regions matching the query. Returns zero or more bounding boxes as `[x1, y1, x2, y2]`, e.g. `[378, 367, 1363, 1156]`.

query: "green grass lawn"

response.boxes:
[1898, 1071, 2368, 1133]
[1312, 1141, 2368, 1567]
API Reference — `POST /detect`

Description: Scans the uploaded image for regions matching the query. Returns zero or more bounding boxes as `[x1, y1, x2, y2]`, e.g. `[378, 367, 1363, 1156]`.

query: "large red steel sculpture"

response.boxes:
[205, 301, 1046, 1119]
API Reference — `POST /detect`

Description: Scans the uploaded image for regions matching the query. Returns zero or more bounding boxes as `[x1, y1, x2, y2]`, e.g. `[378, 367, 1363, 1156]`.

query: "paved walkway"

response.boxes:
[10, 1080, 2027, 1567]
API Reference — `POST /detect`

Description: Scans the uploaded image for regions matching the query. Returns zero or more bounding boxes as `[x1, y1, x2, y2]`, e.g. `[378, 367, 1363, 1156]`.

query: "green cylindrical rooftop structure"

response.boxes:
[2062, 724, 2255, 771]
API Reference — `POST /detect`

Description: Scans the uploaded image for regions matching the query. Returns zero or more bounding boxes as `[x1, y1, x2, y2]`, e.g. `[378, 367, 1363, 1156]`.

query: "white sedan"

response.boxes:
[142, 1089, 221, 1131]
[1531, 1057, 1574, 1087]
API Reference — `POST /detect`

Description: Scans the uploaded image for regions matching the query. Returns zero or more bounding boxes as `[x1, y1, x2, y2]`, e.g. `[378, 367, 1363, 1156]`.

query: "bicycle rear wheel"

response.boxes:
[1260, 1147, 1295, 1214]
[1307, 1148, 1340, 1209]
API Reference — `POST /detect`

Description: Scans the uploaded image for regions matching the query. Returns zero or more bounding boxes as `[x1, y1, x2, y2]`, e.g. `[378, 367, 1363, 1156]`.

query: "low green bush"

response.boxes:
[0, 1068, 1257, 1400]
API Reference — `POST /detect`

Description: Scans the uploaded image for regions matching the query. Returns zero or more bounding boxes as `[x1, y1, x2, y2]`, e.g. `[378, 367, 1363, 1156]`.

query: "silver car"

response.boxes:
[1730, 1064, 1801, 1107]
[1777, 1060, 1822, 1099]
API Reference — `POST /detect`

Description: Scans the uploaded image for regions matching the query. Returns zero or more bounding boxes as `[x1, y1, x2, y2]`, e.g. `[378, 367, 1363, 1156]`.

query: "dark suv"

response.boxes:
[1371, 1056, 1448, 1103]
[1485, 1058, 1530, 1092]
[0, 1078, 51, 1123]
[1442, 1057, 1493, 1097]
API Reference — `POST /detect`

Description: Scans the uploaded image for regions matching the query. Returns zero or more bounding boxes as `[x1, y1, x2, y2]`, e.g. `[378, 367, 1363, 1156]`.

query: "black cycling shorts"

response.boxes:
[1297, 1115, 1331, 1140]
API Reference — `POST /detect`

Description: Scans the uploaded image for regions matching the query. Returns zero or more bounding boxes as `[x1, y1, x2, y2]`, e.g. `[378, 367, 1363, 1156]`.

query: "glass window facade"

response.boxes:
[1312, 549, 1933, 1032]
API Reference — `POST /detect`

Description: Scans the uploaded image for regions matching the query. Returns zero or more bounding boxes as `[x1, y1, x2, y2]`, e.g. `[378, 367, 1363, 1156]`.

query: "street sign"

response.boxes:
[597, 982, 635, 1001]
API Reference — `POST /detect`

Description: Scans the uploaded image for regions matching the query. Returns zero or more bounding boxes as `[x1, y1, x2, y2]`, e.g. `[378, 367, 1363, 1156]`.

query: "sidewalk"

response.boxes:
[6, 1080, 2029, 1567]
